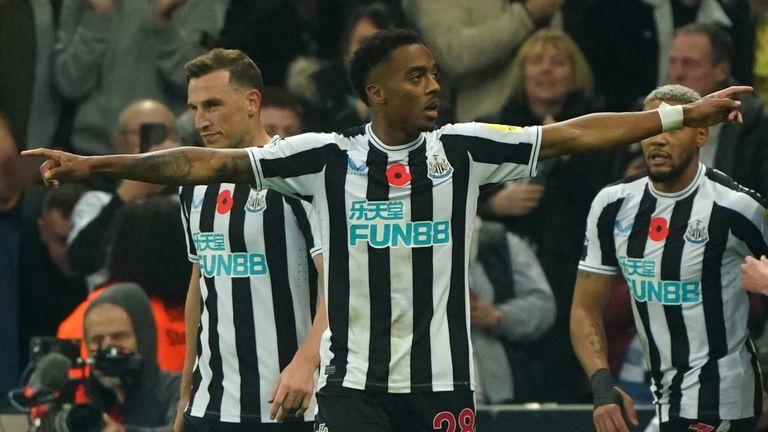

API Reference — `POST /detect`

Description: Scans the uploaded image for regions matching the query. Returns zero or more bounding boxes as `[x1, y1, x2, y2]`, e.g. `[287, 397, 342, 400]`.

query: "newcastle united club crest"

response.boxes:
[244, 189, 268, 213]
[684, 219, 709, 244]
[427, 154, 453, 181]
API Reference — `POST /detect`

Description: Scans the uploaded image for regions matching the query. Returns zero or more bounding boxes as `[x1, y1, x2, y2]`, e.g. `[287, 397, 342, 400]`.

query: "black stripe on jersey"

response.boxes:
[408, 142, 434, 389]
[660, 192, 696, 418]
[260, 144, 335, 181]
[725, 207, 768, 256]
[443, 134, 533, 165]
[627, 185, 657, 258]
[191, 297, 203, 411]
[180, 186, 197, 257]
[698, 203, 730, 417]
[341, 125, 366, 138]
[364, 145, 392, 389]
[325, 152, 351, 386]
[626, 186, 664, 401]
[285, 198, 319, 318]
[596, 198, 624, 267]
[747, 339, 763, 417]
[705, 167, 768, 208]
[264, 191, 299, 371]
[199, 184, 224, 414]
[444, 143, 472, 390]
[285, 198, 315, 255]
[229, 184, 261, 416]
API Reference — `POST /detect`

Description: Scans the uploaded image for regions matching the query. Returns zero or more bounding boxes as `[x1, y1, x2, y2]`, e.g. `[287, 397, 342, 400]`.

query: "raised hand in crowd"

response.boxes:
[487, 181, 545, 216]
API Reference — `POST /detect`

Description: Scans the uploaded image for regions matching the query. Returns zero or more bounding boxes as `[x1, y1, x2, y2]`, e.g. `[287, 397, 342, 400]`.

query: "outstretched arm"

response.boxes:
[539, 86, 752, 160]
[21, 146, 254, 187]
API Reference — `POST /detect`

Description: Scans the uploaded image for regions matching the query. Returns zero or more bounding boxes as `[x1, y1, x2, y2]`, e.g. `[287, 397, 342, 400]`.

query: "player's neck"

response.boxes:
[370, 119, 421, 148]
[250, 128, 273, 148]
[651, 161, 701, 194]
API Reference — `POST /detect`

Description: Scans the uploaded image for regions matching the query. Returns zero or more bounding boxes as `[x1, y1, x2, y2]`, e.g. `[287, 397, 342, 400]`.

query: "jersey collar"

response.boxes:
[365, 123, 425, 154]
[648, 162, 705, 200]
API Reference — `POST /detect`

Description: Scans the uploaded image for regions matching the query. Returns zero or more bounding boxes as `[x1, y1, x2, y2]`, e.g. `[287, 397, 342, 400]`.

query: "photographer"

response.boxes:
[83, 283, 179, 432]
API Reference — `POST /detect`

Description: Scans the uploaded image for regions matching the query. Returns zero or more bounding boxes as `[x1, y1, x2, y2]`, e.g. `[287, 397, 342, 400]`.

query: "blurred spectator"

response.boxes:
[54, 0, 228, 156]
[18, 184, 88, 368]
[667, 23, 768, 197]
[261, 87, 304, 138]
[469, 219, 555, 404]
[106, 198, 189, 372]
[402, 0, 563, 122]
[484, 29, 600, 128]
[574, 0, 754, 111]
[480, 29, 616, 403]
[83, 283, 180, 431]
[753, 0, 768, 105]
[67, 100, 178, 284]
[60, 197, 190, 373]
[1, 0, 69, 153]
[0, 117, 23, 402]
[287, 1, 406, 132]
[562, 0, 597, 34]
[218, 0, 350, 86]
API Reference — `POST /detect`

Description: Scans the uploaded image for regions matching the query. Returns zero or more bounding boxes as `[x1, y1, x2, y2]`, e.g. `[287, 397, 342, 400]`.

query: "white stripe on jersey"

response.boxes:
[248, 122, 541, 393]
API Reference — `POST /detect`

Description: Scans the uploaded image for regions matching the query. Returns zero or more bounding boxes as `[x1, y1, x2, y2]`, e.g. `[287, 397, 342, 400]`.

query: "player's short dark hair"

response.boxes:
[42, 183, 87, 219]
[349, 28, 423, 106]
[185, 48, 264, 92]
[675, 23, 734, 65]
[261, 87, 302, 116]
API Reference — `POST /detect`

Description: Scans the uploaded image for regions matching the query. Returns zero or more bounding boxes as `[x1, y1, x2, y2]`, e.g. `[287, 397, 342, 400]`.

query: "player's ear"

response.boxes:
[246, 89, 261, 117]
[367, 84, 384, 106]
[695, 126, 709, 148]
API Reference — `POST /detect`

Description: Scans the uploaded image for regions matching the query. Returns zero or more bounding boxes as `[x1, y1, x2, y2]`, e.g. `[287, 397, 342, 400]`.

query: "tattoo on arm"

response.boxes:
[584, 322, 607, 357]
[122, 151, 193, 184]
[117, 148, 254, 185]
[213, 153, 254, 184]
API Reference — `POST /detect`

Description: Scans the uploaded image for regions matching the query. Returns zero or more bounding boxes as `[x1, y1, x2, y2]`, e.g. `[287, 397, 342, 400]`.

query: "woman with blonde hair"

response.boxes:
[480, 28, 619, 403]
[502, 28, 598, 125]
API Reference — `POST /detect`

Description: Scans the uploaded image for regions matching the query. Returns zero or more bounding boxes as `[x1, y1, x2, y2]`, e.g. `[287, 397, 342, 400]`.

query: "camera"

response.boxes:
[36, 403, 103, 432]
[10, 339, 142, 432]
[90, 345, 142, 381]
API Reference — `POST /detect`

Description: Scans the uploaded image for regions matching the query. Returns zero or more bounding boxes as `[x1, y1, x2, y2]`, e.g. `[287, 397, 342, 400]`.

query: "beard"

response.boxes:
[644, 147, 696, 184]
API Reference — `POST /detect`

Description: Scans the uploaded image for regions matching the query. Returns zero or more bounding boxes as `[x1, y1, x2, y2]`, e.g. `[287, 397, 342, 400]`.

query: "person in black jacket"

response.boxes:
[667, 23, 768, 197]
[83, 283, 180, 432]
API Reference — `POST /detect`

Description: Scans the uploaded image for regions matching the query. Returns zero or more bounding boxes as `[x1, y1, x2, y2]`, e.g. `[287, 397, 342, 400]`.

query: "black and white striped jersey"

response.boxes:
[245, 122, 541, 393]
[179, 181, 321, 423]
[579, 163, 768, 422]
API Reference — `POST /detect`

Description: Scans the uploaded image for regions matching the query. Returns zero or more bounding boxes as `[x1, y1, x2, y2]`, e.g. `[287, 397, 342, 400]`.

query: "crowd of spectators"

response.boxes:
[2, 0, 768, 429]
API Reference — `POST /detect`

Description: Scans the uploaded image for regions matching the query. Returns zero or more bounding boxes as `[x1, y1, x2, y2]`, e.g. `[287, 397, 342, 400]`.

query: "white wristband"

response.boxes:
[658, 102, 684, 132]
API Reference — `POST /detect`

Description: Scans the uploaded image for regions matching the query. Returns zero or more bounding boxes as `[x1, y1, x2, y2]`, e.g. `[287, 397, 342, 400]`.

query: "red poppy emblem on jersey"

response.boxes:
[648, 217, 669, 241]
[386, 163, 411, 187]
[216, 189, 234, 214]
